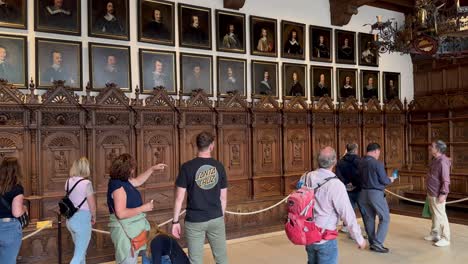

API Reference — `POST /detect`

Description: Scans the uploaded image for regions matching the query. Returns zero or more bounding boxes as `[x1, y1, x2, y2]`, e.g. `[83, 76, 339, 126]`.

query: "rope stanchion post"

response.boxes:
[57, 212, 62, 264]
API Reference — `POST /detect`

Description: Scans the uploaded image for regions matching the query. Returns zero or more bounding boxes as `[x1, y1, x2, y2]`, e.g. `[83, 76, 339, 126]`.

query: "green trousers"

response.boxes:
[185, 216, 228, 264]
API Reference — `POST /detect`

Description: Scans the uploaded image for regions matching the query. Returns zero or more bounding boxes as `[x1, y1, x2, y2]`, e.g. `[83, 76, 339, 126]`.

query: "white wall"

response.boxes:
[0, 0, 413, 102]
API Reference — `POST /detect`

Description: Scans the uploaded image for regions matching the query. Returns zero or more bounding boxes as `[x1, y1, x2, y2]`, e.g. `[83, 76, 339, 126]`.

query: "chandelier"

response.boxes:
[367, 0, 468, 59]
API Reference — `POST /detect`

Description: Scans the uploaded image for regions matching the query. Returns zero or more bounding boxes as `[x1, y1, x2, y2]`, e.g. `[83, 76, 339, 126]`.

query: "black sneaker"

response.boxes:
[370, 244, 389, 253]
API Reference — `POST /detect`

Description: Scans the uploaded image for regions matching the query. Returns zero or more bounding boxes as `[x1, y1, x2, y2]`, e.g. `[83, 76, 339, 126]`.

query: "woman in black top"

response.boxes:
[143, 223, 190, 264]
[0, 157, 26, 264]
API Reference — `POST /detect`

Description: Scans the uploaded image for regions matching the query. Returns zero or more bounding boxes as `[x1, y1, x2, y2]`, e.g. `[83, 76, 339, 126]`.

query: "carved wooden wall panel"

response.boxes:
[445, 67, 459, 93]
[363, 99, 384, 161]
[338, 98, 360, 157]
[312, 97, 336, 168]
[252, 97, 282, 198]
[384, 100, 405, 169]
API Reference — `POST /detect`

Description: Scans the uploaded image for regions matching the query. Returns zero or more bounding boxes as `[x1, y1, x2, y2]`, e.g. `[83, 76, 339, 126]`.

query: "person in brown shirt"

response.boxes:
[424, 140, 451, 247]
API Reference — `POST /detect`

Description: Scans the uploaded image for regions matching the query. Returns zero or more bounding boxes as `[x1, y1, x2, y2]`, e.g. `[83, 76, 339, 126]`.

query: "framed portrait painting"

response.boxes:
[282, 63, 306, 98]
[251, 60, 278, 98]
[336, 68, 357, 100]
[361, 70, 380, 102]
[178, 3, 211, 50]
[139, 49, 176, 94]
[359, 33, 379, 67]
[88, 0, 130, 40]
[180, 53, 212, 95]
[215, 10, 245, 54]
[335, 30, 356, 64]
[36, 38, 82, 90]
[0, 34, 27, 87]
[311, 66, 333, 100]
[0, 0, 27, 29]
[35, 0, 81, 35]
[138, 0, 175, 46]
[383, 72, 400, 101]
[217, 56, 246, 97]
[89, 43, 131, 90]
[281, 21, 305, 60]
[250, 16, 277, 57]
[310, 25, 332, 62]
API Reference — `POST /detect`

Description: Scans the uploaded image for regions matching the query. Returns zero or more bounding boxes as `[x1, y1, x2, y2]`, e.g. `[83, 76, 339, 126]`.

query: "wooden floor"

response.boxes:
[103, 214, 468, 264]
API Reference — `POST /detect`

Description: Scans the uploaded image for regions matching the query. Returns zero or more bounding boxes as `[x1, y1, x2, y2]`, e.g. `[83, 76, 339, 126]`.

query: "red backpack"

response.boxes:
[285, 176, 339, 245]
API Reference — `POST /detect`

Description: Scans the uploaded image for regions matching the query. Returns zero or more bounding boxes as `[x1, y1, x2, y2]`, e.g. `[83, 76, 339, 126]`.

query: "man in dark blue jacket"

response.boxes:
[358, 143, 394, 253]
[336, 143, 362, 233]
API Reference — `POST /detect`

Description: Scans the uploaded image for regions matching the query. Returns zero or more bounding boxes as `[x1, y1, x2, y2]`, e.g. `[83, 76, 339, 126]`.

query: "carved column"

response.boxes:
[311, 96, 337, 169]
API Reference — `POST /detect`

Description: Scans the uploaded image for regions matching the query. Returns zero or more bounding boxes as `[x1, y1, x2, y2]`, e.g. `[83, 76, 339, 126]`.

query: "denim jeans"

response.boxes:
[66, 210, 92, 264]
[305, 239, 338, 264]
[0, 218, 22, 264]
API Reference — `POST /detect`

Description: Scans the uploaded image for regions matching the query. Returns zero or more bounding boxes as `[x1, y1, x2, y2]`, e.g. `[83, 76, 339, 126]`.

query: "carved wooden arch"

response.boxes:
[252, 95, 280, 112]
[94, 83, 130, 107]
[283, 96, 309, 112]
[216, 91, 249, 111]
[0, 131, 24, 153]
[363, 98, 382, 113]
[180, 89, 214, 109]
[384, 98, 404, 113]
[41, 81, 80, 106]
[339, 97, 360, 112]
[41, 131, 80, 148]
[0, 79, 26, 104]
[144, 87, 177, 110]
[313, 96, 335, 111]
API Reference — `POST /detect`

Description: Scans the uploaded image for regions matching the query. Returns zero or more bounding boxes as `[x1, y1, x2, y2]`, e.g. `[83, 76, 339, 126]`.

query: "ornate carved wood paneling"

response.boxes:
[252, 96, 282, 198]
[216, 92, 251, 201]
[178, 91, 217, 165]
[384, 99, 406, 169]
[338, 97, 361, 157]
[135, 88, 179, 210]
[362, 99, 384, 161]
[311, 96, 336, 168]
[282, 97, 310, 195]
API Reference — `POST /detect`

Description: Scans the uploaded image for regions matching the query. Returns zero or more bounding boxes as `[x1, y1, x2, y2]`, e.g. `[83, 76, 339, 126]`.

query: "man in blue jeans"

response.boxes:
[358, 143, 395, 253]
[302, 147, 366, 264]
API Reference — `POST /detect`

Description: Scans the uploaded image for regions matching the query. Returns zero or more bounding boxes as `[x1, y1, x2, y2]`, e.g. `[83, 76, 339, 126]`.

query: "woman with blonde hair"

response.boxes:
[0, 157, 26, 263]
[66, 157, 96, 264]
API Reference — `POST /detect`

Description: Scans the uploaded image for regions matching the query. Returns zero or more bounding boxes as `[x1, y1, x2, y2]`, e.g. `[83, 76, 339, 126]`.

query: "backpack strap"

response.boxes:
[66, 178, 86, 196]
[314, 176, 337, 190]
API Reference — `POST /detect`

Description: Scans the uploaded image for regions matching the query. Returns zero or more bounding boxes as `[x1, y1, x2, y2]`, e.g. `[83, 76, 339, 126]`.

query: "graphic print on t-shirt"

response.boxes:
[195, 165, 219, 190]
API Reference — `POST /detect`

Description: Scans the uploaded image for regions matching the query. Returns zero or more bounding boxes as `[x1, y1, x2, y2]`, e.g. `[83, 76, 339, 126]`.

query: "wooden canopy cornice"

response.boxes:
[330, 0, 414, 26]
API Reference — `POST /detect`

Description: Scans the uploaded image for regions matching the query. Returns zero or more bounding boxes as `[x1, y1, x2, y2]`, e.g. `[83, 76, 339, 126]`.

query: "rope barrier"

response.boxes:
[384, 189, 468, 205]
[22, 224, 52, 241]
[225, 195, 290, 216]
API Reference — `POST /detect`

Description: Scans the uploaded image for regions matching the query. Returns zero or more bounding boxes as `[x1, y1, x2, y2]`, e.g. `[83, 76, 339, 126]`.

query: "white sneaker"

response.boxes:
[434, 238, 450, 247]
[340, 226, 348, 233]
[424, 235, 440, 242]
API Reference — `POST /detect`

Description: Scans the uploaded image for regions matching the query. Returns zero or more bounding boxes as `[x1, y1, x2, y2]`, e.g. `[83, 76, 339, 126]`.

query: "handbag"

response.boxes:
[58, 179, 87, 219]
[0, 195, 29, 229]
[422, 197, 432, 218]
[111, 204, 148, 257]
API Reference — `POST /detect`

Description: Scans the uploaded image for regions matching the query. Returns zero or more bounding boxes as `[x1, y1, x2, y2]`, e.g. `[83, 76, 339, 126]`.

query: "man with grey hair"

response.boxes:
[301, 147, 365, 264]
[424, 140, 451, 247]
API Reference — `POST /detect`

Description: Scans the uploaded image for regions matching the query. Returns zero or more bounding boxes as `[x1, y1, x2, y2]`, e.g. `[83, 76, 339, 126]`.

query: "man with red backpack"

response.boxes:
[289, 147, 366, 264]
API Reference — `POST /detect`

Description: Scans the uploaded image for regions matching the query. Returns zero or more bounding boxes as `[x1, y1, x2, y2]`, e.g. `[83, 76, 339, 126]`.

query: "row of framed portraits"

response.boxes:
[0, 0, 378, 65]
[0, 34, 399, 100]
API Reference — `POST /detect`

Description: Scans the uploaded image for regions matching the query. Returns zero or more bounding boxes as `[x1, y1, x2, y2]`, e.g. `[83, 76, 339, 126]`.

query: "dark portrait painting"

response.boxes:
[180, 53, 212, 95]
[89, 43, 131, 90]
[35, 0, 80, 35]
[283, 63, 306, 98]
[89, 0, 129, 40]
[178, 3, 211, 50]
[138, 0, 174, 46]
[310, 25, 332, 62]
[383, 72, 400, 101]
[36, 38, 82, 89]
[311, 66, 333, 100]
[335, 30, 356, 64]
[359, 33, 379, 67]
[250, 16, 277, 57]
[361, 70, 380, 102]
[0, 0, 26, 29]
[217, 57, 246, 96]
[140, 49, 176, 94]
[252, 60, 278, 97]
[337, 68, 357, 100]
[281, 21, 305, 60]
[0, 34, 27, 87]
[216, 10, 245, 54]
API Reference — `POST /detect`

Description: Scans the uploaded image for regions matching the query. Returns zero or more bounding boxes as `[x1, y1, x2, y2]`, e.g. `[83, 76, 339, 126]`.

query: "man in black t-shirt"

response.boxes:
[172, 132, 228, 264]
